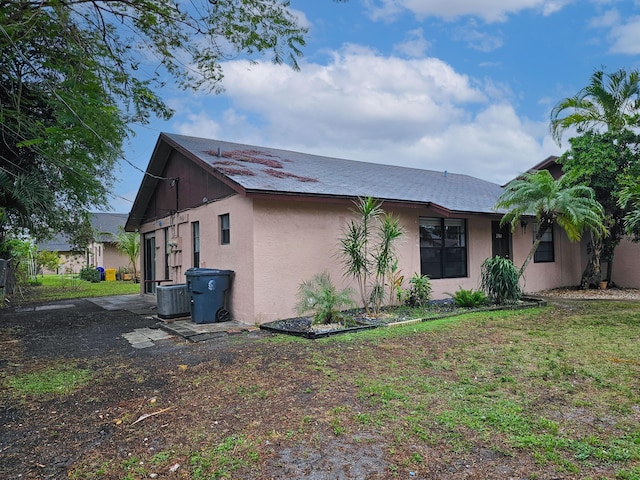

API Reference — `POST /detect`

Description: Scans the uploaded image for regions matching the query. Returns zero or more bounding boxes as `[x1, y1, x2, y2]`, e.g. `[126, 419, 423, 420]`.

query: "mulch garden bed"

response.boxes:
[260, 297, 546, 338]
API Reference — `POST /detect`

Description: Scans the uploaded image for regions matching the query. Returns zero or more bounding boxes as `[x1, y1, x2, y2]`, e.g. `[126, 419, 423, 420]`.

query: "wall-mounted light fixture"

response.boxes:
[520, 219, 528, 234]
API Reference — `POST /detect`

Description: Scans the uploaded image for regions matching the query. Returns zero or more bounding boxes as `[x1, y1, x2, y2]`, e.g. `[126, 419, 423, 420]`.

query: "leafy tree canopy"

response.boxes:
[559, 129, 640, 242]
[0, 0, 308, 256]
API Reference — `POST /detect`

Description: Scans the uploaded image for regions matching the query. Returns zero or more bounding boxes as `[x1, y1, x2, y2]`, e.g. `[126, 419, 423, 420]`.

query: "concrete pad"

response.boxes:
[88, 294, 157, 316]
[122, 327, 173, 348]
[158, 319, 254, 342]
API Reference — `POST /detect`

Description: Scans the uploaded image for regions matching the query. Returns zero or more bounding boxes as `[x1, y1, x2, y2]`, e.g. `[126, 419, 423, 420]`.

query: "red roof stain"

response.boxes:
[212, 160, 241, 167]
[263, 168, 318, 183]
[204, 149, 284, 169]
[214, 166, 255, 176]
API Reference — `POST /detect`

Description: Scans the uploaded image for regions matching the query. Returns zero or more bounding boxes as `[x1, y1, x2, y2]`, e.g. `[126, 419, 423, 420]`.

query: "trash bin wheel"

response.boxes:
[216, 308, 231, 323]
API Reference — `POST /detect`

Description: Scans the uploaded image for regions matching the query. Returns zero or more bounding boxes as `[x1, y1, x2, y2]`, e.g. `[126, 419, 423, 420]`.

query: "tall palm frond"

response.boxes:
[496, 170, 607, 276]
[550, 68, 640, 145]
[114, 226, 140, 276]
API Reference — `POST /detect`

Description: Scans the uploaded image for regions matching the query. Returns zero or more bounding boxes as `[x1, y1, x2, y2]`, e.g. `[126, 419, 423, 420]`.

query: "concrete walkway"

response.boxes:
[87, 294, 158, 316]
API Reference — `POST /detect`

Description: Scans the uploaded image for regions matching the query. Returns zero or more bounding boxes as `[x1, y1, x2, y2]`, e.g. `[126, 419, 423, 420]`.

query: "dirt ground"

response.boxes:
[0, 291, 636, 479]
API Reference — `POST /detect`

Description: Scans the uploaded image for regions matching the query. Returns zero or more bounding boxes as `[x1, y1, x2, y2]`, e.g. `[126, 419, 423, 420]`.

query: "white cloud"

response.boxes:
[589, 8, 620, 28]
[393, 28, 430, 57]
[452, 20, 504, 52]
[222, 45, 486, 138]
[173, 111, 223, 139]
[364, 0, 573, 23]
[173, 46, 560, 185]
[287, 7, 312, 29]
[608, 15, 640, 54]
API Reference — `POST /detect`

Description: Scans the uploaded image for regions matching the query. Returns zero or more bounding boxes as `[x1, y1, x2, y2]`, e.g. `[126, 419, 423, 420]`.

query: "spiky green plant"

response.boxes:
[295, 272, 356, 325]
[480, 256, 521, 305]
[339, 197, 404, 315]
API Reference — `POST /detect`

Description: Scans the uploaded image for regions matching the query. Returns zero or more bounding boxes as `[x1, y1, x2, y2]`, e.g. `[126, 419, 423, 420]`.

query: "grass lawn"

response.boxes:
[9, 273, 141, 304]
[4, 299, 636, 479]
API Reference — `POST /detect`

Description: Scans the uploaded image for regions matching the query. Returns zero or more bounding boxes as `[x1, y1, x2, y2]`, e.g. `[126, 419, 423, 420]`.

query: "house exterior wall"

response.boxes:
[88, 242, 134, 272]
[139, 195, 256, 322]
[139, 195, 599, 325]
[251, 199, 349, 324]
[510, 223, 583, 293]
[607, 237, 640, 288]
[247, 200, 500, 324]
[52, 251, 85, 274]
[102, 244, 136, 272]
[43, 244, 134, 275]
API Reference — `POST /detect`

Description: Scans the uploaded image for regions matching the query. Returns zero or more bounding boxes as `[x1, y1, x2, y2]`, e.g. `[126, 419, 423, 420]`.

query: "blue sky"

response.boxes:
[110, 0, 640, 212]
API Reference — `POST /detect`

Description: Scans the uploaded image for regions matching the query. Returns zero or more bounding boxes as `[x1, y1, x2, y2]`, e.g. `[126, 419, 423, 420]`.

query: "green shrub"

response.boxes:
[480, 256, 521, 304]
[448, 287, 488, 308]
[403, 273, 432, 307]
[295, 272, 356, 325]
[79, 266, 101, 283]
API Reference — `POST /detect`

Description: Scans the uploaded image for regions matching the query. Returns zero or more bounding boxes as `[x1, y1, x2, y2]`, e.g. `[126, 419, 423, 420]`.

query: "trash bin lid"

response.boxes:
[185, 268, 234, 277]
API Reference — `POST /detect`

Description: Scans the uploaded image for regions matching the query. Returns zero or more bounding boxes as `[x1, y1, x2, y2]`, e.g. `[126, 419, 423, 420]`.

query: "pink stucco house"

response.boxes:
[38, 213, 137, 275]
[125, 133, 639, 325]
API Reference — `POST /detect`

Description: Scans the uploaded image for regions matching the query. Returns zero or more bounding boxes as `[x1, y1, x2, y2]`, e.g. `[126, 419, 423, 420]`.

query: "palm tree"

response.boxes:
[114, 226, 140, 278]
[496, 170, 607, 277]
[550, 68, 640, 286]
[550, 68, 640, 145]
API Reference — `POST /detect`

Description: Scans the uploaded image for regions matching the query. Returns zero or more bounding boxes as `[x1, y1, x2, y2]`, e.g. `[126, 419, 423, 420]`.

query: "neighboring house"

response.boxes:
[127, 132, 633, 326]
[38, 213, 136, 274]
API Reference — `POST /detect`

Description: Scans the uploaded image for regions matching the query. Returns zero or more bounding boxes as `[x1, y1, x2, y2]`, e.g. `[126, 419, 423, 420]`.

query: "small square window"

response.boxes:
[220, 214, 230, 245]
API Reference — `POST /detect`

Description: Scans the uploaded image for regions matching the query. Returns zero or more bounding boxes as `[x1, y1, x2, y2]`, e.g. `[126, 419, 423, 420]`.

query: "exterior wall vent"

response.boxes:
[156, 283, 190, 319]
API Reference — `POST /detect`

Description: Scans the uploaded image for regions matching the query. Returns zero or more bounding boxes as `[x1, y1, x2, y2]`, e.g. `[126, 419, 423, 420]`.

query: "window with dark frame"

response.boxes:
[533, 223, 554, 263]
[164, 227, 170, 279]
[192, 221, 200, 267]
[419, 217, 467, 279]
[220, 214, 230, 245]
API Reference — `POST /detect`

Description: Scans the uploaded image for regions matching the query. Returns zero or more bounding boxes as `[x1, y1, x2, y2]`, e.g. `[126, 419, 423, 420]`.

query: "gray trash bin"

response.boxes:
[185, 268, 234, 324]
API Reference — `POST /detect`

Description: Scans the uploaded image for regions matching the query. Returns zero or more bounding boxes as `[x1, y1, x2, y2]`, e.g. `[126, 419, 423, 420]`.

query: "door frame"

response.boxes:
[491, 220, 512, 260]
[143, 232, 156, 294]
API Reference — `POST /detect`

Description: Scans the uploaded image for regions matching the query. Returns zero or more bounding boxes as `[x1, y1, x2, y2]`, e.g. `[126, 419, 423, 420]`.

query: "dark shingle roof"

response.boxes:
[37, 213, 127, 251]
[90, 213, 128, 242]
[163, 133, 504, 215]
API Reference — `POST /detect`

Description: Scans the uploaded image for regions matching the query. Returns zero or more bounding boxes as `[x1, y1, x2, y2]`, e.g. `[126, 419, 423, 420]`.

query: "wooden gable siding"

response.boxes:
[142, 150, 236, 222]
[543, 162, 563, 180]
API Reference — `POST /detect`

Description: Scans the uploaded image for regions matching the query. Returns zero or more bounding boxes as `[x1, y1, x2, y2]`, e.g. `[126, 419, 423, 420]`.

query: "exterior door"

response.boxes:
[491, 221, 512, 259]
[144, 233, 156, 294]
